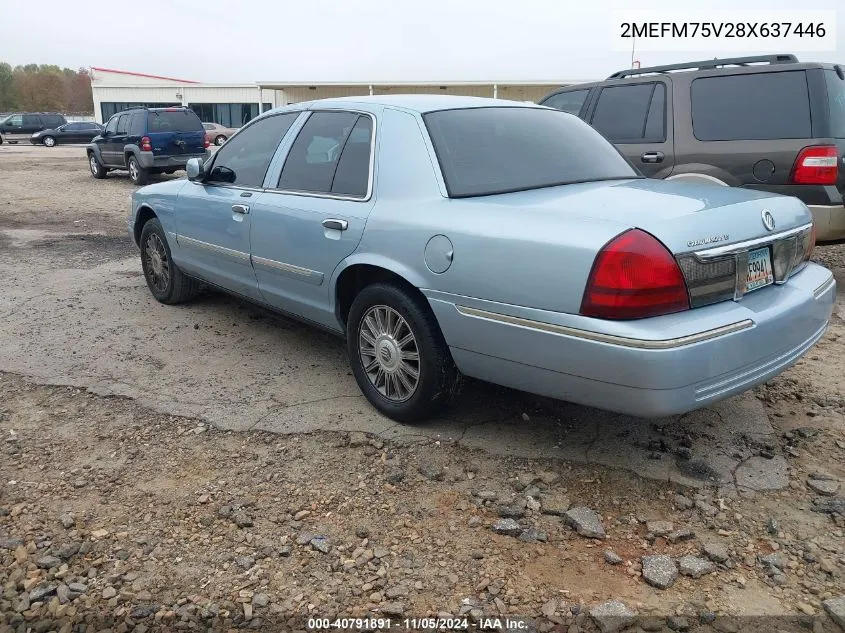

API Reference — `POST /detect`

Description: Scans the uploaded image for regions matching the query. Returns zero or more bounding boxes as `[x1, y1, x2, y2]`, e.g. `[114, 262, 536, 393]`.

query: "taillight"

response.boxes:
[790, 146, 839, 185]
[204, 137, 210, 148]
[140, 136, 152, 152]
[580, 229, 690, 320]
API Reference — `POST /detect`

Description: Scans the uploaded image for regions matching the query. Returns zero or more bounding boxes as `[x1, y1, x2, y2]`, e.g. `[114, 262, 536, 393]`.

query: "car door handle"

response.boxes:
[641, 151, 665, 163]
[322, 219, 348, 231]
[232, 204, 250, 215]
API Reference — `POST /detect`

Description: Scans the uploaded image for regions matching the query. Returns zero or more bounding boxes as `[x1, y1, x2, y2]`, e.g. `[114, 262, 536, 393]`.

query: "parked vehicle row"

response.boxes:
[126, 94, 836, 423]
[538, 54, 845, 243]
[0, 112, 103, 146]
[0, 112, 66, 144]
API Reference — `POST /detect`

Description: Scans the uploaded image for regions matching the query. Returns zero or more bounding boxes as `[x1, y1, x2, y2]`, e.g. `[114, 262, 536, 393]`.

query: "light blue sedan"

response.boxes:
[127, 95, 836, 422]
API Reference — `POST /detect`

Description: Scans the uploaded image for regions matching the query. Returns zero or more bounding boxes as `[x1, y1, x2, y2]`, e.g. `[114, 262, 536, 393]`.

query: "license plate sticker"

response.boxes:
[745, 246, 774, 293]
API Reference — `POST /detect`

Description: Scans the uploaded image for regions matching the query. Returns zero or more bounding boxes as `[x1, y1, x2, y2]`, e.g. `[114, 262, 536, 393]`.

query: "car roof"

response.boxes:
[275, 94, 541, 115]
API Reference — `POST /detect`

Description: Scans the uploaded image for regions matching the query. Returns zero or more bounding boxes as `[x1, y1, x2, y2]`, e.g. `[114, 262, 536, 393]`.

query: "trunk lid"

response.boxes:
[146, 109, 206, 156]
[478, 177, 813, 254]
[472, 177, 815, 310]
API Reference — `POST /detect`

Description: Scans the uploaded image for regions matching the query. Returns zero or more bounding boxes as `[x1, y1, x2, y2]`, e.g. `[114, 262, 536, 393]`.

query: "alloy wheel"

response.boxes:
[358, 305, 420, 402]
[144, 233, 170, 293]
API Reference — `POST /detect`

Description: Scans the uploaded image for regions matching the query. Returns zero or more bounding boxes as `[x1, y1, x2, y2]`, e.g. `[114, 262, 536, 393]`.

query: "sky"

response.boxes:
[2, 0, 842, 83]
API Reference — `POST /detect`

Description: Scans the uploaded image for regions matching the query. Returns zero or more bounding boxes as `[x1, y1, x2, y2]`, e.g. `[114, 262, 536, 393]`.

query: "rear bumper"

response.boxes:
[425, 263, 836, 417]
[137, 150, 209, 169]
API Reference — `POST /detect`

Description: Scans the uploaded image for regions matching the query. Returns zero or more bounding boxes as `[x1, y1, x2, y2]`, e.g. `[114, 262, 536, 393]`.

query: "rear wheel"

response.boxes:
[347, 283, 460, 423]
[42, 136, 56, 147]
[214, 135, 226, 146]
[88, 153, 107, 179]
[128, 155, 149, 185]
[139, 218, 199, 304]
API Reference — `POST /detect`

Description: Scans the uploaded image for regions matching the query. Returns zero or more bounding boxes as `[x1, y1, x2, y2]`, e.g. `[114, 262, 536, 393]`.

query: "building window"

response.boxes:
[187, 103, 260, 128]
[100, 102, 179, 121]
[262, 102, 273, 113]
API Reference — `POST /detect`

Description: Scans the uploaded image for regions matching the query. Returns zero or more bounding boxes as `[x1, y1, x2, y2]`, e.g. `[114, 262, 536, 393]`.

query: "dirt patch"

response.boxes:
[0, 141, 844, 633]
[1, 374, 844, 632]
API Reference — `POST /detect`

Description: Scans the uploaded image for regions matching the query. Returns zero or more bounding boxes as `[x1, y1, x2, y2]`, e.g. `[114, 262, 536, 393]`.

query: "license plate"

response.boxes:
[745, 246, 774, 293]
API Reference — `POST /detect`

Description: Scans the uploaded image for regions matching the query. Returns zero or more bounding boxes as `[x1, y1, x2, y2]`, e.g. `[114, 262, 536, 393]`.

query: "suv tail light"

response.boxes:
[140, 136, 152, 152]
[204, 136, 210, 148]
[580, 229, 690, 320]
[790, 145, 839, 185]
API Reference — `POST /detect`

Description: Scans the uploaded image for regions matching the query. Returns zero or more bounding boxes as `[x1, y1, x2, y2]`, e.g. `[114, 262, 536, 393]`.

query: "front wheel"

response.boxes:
[128, 155, 149, 185]
[42, 136, 56, 147]
[88, 153, 107, 179]
[347, 283, 460, 423]
[139, 218, 199, 305]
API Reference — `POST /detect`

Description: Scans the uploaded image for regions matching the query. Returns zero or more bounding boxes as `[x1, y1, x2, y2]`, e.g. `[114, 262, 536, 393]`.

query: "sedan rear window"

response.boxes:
[148, 110, 204, 133]
[423, 107, 639, 198]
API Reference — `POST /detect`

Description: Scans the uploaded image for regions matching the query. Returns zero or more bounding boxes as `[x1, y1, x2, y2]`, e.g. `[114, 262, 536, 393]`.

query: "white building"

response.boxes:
[90, 67, 589, 126]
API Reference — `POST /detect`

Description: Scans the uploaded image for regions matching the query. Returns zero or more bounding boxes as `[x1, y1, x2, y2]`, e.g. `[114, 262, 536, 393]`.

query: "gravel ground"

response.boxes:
[1, 145, 844, 633]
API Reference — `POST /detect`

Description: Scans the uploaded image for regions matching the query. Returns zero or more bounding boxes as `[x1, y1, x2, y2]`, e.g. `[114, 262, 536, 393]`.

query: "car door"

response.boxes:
[174, 111, 301, 300]
[584, 80, 675, 178]
[250, 109, 376, 328]
[22, 114, 43, 138]
[99, 115, 120, 165]
[110, 113, 131, 166]
[2, 114, 24, 141]
[58, 122, 78, 143]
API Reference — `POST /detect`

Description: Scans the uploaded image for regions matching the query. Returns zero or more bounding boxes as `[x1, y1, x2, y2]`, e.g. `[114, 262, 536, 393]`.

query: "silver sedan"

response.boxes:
[128, 95, 836, 422]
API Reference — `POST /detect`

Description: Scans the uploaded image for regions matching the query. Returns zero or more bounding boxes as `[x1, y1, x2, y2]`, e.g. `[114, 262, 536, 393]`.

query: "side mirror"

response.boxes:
[186, 157, 206, 181]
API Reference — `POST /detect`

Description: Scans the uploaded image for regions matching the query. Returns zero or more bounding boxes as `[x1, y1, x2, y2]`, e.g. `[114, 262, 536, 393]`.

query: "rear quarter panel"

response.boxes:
[342, 106, 630, 315]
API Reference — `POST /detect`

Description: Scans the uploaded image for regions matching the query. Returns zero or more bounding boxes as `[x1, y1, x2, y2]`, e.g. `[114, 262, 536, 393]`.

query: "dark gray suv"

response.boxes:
[538, 54, 845, 243]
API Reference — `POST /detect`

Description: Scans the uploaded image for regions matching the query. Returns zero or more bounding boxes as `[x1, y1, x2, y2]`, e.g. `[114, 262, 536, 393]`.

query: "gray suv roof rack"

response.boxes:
[607, 54, 799, 79]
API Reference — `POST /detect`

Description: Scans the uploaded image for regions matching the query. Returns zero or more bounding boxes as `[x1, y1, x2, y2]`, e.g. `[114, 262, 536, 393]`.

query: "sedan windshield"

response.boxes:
[423, 106, 641, 198]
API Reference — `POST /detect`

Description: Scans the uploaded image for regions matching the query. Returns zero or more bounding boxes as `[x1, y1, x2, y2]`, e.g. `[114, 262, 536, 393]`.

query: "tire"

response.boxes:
[128, 155, 149, 185]
[42, 136, 56, 147]
[139, 218, 199, 305]
[347, 282, 460, 423]
[214, 135, 226, 146]
[88, 152, 107, 179]
[0, 135, 4, 145]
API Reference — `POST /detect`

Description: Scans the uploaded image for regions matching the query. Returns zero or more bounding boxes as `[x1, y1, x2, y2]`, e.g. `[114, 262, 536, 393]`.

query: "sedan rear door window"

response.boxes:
[423, 106, 639, 198]
[277, 111, 373, 197]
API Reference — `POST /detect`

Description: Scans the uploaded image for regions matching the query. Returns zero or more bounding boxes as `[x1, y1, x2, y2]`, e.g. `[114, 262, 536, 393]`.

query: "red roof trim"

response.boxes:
[91, 67, 200, 84]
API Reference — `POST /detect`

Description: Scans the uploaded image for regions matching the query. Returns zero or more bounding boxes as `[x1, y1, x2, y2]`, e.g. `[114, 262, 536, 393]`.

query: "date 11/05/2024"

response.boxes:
[306, 616, 532, 630]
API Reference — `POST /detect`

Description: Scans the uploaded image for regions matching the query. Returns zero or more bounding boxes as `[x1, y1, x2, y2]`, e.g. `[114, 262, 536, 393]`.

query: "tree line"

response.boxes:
[0, 62, 93, 114]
